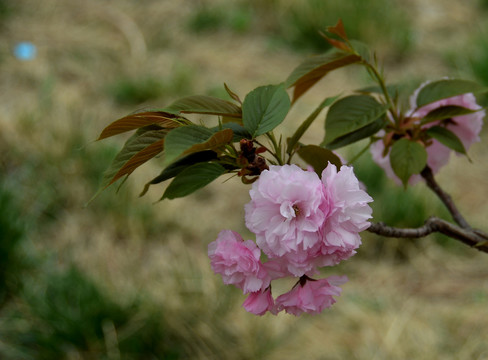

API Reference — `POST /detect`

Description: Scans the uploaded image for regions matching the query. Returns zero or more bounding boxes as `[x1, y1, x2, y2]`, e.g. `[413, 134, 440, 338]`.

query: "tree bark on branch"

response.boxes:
[368, 217, 488, 253]
[366, 166, 488, 254]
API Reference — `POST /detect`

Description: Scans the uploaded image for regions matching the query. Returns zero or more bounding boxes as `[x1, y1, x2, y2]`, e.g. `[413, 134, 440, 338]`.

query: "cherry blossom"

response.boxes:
[371, 84, 484, 184]
[245, 164, 328, 257]
[208, 230, 271, 294]
[275, 276, 347, 316]
[242, 288, 276, 316]
[245, 164, 372, 277]
[211, 164, 372, 316]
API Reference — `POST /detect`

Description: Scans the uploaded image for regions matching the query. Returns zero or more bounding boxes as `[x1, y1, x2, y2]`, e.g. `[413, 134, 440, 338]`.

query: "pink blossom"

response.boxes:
[213, 164, 372, 316]
[371, 84, 484, 184]
[243, 164, 372, 278]
[411, 91, 484, 170]
[271, 250, 319, 278]
[275, 276, 347, 316]
[208, 230, 270, 293]
[370, 133, 401, 183]
[279, 164, 372, 275]
[262, 259, 290, 280]
[242, 288, 276, 316]
[245, 164, 328, 258]
[319, 164, 373, 253]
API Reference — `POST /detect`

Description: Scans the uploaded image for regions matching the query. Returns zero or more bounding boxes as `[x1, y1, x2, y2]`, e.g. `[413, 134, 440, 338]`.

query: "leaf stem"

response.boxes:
[254, 138, 282, 165]
[266, 132, 284, 165]
[362, 60, 400, 126]
[286, 95, 339, 162]
[347, 139, 373, 165]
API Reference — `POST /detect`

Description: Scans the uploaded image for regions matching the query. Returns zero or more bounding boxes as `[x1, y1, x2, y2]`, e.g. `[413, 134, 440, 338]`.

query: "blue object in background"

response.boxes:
[14, 42, 37, 61]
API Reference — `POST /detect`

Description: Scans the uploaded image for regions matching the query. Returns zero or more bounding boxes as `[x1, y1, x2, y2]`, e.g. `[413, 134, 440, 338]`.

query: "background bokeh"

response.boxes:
[1, 0, 488, 359]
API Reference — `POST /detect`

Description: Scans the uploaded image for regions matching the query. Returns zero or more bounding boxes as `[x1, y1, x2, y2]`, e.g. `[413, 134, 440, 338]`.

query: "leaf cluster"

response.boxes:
[94, 84, 294, 200]
[285, 21, 487, 186]
[94, 19, 487, 200]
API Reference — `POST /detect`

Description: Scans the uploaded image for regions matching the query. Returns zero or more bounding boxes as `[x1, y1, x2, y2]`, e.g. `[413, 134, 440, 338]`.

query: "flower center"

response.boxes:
[293, 204, 300, 217]
[280, 202, 301, 220]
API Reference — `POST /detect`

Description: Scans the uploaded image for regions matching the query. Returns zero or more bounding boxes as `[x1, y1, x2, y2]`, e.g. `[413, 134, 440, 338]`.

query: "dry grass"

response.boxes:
[1, 0, 488, 359]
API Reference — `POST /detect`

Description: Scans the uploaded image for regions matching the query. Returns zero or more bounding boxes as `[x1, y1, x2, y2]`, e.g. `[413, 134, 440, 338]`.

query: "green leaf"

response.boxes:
[297, 145, 342, 175]
[162, 162, 226, 200]
[97, 111, 181, 140]
[213, 122, 252, 142]
[164, 126, 233, 165]
[356, 84, 401, 97]
[390, 139, 427, 187]
[420, 105, 478, 125]
[287, 95, 339, 155]
[132, 124, 167, 135]
[324, 116, 387, 150]
[163, 95, 242, 118]
[242, 84, 290, 138]
[140, 151, 218, 196]
[415, 79, 487, 108]
[285, 49, 361, 103]
[426, 126, 467, 155]
[324, 95, 389, 145]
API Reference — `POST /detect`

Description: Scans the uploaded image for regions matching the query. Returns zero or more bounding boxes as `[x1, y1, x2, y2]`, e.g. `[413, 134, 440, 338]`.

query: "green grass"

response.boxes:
[186, 0, 414, 57]
[0, 119, 289, 359]
[0, 266, 186, 360]
[187, 3, 253, 34]
[107, 64, 194, 106]
[0, 182, 27, 306]
[109, 77, 166, 106]
[263, 0, 414, 56]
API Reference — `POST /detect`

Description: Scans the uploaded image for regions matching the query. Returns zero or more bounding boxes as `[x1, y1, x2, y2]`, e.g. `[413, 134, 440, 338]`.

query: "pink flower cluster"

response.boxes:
[371, 82, 484, 184]
[208, 163, 373, 316]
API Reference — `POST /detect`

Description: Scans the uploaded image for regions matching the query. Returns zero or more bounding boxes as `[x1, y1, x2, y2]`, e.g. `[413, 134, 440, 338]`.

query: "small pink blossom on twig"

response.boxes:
[242, 288, 277, 316]
[371, 83, 484, 184]
[208, 230, 271, 294]
[275, 276, 347, 316]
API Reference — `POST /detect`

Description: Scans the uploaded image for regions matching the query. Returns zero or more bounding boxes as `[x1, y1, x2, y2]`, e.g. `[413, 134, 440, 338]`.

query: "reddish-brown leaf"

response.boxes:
[165, 95, 242, 118]
[224, 83, 242, 105]
[181, 128, 234, 157]
[287, 53, 361, 103]
[97, 111, 181, 140]
[108, 138, 165, 187]
[327, 19, 348, 40]
[319, 32, 351, 52]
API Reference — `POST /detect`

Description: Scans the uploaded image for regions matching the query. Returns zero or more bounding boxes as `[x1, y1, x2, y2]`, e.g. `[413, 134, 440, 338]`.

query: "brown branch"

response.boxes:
[367, 217, 488, 253]
[420, 166, 470, 229]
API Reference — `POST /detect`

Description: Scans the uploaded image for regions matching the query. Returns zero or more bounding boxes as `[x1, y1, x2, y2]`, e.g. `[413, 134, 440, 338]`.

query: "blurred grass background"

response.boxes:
[1, 0, 488, 359]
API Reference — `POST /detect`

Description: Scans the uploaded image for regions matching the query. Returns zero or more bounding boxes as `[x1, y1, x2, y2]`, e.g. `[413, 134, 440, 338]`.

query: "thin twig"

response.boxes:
[420, 166, 470, 229]
[368, 166, 488, 254]
[367, 217, 488, 253]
